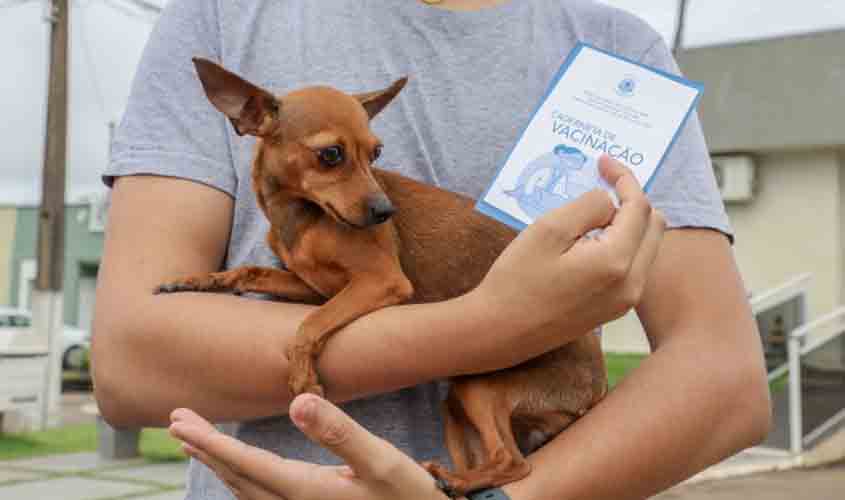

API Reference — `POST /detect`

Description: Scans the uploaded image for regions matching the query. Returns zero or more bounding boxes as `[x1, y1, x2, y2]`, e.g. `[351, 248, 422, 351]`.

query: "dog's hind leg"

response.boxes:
[285, 276, 413, 397]
[423, 391, 473, 480]
[426, 381, 530, 496]
[155, 266, 324, 304]
[443, 394, 474, 473]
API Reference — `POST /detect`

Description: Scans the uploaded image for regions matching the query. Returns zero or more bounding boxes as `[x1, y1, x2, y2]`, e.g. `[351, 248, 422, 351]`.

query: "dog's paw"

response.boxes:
[421, 461, 442, 476]
[422, 462, 466, 498]
[287, 373, 324, 398]
[303, 383, 325, 398]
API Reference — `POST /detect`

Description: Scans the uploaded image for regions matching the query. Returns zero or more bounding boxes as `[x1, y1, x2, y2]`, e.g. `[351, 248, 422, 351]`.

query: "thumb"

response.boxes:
[289, 394, 408, 479]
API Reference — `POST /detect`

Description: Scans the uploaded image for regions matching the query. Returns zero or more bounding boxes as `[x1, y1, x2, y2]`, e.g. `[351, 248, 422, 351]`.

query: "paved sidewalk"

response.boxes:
[656, 462, 845, 499]
[0, 448, 841, 499]
[0, 452, 187, 500]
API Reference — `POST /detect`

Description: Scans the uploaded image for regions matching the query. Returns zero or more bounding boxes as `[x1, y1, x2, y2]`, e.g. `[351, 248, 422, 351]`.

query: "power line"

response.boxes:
[0, 0, 163, 20]
[122, 0, 161, 14]
[0, 0, 37, 10]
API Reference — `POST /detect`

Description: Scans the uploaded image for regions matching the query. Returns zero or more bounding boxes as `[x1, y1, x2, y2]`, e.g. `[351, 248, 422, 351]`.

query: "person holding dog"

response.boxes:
[93, 1, 771, 499]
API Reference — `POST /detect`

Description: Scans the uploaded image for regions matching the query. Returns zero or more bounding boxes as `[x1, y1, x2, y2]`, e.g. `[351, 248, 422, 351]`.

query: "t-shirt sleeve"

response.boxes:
[103, 0, 236, 197]
[637, 37, 734, 242]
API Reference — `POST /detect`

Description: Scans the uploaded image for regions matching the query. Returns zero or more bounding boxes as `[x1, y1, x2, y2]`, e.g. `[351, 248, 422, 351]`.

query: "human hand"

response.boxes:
[169, 394, 448, 500]
[472, 155, 665, 339]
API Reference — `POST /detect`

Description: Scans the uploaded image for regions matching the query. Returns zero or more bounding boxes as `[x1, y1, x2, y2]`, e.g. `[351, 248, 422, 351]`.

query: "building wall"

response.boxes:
[0, 207, 16, 306]
[603, 150, 844, 353]
[678, 30, 845, 154]
[9, 207, 37, 311]
[732, 151, 842, 316]
[10, 205, 103, 327]
[837, 151, 845, 371]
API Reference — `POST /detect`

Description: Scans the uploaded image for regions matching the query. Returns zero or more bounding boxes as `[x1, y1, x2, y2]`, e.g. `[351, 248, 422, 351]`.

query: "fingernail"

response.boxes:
[170, 409, 185, 423]
[290, 395, 318, 429]
[169, 422, 182, 436]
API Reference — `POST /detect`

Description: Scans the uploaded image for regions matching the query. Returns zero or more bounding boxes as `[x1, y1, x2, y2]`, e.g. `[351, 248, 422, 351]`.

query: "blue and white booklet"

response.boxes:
[477, 42, 704, 230]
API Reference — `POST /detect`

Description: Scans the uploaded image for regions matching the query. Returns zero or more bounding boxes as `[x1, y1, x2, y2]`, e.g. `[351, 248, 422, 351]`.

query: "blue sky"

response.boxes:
[2, 0, 844, 205]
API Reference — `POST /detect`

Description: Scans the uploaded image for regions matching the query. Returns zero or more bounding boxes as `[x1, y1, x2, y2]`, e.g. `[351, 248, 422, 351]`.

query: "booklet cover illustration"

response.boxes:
[477, 43, 704, 230]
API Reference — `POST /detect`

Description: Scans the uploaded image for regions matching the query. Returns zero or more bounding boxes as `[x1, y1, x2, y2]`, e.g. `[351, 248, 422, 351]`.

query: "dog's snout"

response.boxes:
[366, 194, 395, 225]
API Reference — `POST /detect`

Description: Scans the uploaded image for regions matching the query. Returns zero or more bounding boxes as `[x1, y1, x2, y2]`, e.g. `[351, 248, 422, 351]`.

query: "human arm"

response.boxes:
[490, 30, 768, 498]
[499, 228, 771, 500]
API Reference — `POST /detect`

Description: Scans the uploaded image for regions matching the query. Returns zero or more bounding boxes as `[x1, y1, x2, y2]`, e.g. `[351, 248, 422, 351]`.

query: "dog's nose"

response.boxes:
[366, 194, 395, 225]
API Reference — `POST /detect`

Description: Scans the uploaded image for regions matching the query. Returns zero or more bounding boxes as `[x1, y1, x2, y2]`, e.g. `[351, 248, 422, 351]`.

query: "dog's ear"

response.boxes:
[354, 77, 408, 120]
[192, 57, 280, 137]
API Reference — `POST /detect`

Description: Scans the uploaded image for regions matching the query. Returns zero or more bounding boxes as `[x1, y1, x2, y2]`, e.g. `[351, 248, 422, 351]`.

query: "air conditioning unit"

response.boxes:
[711, 155, 756, 203]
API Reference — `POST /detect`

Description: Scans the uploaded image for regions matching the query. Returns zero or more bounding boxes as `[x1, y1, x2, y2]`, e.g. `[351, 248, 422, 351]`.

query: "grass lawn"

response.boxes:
[604, 352, 789, 394]
[605, 352, 645, 388]
[0, 423, 185, 463]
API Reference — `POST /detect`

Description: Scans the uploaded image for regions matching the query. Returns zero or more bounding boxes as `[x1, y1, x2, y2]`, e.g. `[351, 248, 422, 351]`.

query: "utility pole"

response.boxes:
[35, 0, 69, 429]
[672, 0, 690, 56]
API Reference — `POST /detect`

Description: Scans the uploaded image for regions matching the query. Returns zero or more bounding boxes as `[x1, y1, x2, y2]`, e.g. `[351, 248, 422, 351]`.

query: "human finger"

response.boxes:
[170, 411, 314, 498]
[597, 156, 652, 267]
[623, 209, 666, 305]
[184, 443, 283, 500]
[289, 394, 413, 481]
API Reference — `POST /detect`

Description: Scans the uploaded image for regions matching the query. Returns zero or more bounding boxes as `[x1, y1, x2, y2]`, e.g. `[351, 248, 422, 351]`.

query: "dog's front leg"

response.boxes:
[285, 277, 413, 397]
[156, 266, 324, 304]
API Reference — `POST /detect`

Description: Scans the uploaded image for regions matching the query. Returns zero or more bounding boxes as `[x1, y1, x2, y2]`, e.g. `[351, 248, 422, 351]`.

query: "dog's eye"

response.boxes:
[372, 145, 383, 162]
[318, 146, 344, 167]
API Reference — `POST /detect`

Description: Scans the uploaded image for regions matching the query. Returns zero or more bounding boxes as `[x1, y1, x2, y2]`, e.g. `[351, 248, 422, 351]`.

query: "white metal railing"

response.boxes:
[750, 273, 812, 317]
[749, 274, 811, 385]
[749, 274, 811, 454]
[745, 274, 845, 457]
[788, 307, 845, 454]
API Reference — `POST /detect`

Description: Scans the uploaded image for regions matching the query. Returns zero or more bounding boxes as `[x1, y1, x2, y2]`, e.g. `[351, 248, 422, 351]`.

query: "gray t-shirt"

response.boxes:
[104, 1, 731, 498]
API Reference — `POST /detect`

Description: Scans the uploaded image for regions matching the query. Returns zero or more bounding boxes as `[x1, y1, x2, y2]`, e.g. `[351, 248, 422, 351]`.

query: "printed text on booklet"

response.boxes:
[477, 43, 703, 230]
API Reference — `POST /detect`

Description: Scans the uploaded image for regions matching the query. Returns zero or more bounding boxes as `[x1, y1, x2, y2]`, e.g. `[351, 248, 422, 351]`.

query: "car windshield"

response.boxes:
[0, 314, 32, 328]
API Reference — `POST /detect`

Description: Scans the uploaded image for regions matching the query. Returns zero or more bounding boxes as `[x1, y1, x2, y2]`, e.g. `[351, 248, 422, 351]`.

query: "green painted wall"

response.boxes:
[0, 207, 16, 306]
[9, 208, 36, 312]
[11, 205, 103, 327]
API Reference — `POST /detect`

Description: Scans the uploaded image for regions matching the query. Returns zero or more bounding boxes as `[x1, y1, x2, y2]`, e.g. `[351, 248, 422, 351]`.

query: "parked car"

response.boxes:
[0, 306, 90, 370]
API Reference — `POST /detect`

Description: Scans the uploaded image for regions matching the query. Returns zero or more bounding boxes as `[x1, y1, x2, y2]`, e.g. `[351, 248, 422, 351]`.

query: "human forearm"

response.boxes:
[502, 330, 771, 500]
[317, 288, 593, 402]
[94, 285, 561, 428]
[94, 290, 309, 427]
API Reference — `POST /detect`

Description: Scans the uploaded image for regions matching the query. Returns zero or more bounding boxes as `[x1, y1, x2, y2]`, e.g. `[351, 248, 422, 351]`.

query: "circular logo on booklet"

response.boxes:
[616, 76, 637, 97]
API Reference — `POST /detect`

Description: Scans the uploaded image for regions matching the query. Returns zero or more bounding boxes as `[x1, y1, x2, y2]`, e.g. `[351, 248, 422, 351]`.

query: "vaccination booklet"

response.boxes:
[477, 42, 704, 230]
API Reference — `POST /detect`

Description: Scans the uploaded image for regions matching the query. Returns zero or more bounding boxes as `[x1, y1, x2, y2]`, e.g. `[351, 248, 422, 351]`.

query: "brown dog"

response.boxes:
[157, 58, 607, 496]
